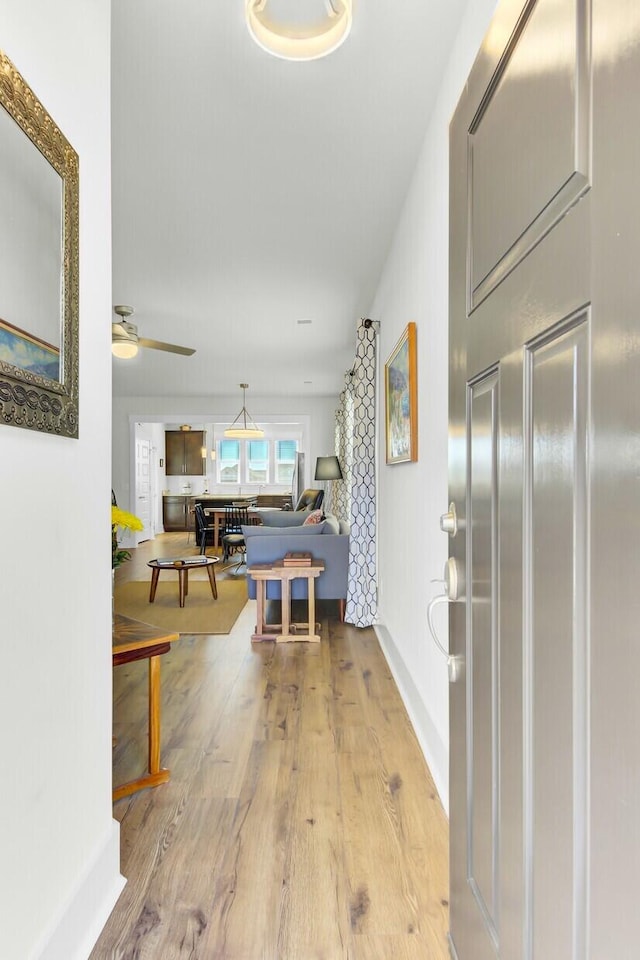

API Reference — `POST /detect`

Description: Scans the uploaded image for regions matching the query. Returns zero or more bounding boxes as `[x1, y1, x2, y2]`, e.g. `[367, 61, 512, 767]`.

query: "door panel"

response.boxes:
[135, 437, 152, 541]
[526, 316, 589, 960]
[470, 0, 590, 307]
[467, 371, 500, 947]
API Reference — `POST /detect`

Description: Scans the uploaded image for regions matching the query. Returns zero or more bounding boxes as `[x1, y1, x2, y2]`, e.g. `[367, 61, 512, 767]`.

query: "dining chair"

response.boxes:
[221, 503, 249, 570]
[194, 502, 215, 555]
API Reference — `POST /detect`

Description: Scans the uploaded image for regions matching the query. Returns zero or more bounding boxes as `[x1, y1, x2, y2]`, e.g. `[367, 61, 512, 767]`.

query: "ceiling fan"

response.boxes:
[112, 304, 196, 359]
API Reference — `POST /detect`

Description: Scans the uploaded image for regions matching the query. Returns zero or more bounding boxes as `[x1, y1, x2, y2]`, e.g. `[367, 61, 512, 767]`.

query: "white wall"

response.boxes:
[372, 0, 499, 811]
[0, 4, 124, 959]
[112, 392, 339, 517]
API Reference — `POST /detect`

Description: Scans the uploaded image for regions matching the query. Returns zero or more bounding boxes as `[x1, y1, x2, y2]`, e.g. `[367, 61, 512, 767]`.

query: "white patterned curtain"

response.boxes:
[331, 323, 377, 627]
[328, 373, 353, 521]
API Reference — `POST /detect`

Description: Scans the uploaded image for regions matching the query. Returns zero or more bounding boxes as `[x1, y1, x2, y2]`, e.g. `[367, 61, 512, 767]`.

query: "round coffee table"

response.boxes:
[147, 557, 219, 608]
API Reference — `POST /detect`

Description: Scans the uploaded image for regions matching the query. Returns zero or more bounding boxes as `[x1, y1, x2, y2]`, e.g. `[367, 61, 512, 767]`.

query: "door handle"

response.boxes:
[427, 557, 465, 683]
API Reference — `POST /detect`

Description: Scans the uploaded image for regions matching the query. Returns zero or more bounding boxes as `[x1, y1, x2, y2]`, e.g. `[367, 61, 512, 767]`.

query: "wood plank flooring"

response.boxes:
[91, 534, 449, 959]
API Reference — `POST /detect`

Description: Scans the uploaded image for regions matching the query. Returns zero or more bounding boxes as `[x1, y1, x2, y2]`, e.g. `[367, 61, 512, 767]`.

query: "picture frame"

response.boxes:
[0, 50, 79, 437]
[384, 321, 417, 464]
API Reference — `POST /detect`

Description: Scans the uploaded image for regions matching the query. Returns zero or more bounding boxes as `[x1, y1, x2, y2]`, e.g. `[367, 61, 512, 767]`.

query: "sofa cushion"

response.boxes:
[242, 522, 325, 538]
[246, 531, 349, 601]
[338, 519, 351, 535]
[302, 509, 324, 525]
[261, 511, 307, 527]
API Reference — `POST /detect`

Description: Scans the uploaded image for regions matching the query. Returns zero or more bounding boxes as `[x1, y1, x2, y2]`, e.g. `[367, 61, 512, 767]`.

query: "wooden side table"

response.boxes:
[112, 614, 179, 801]
[248, 559, 325, 643]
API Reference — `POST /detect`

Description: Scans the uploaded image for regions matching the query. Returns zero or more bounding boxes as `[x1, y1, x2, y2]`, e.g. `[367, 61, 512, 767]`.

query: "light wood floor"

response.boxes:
[91, 534, 450, 959]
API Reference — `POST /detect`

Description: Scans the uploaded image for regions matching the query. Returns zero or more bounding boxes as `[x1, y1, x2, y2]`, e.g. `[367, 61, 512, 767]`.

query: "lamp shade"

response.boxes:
[314, 455, 343, 481]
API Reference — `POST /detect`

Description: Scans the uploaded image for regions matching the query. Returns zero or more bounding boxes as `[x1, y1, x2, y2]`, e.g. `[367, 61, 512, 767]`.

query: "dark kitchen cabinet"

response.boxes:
[162, 496, 190, 531]
[165, 430, 205, 476]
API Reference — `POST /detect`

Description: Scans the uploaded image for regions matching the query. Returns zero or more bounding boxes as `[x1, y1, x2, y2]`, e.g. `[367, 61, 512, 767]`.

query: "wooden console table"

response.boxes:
[112, 614, 179, 801]
[248, 559, 324, 643]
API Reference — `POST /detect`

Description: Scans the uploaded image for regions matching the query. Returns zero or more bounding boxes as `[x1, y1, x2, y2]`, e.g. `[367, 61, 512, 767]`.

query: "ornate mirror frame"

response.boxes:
[0, 51, 79, 438]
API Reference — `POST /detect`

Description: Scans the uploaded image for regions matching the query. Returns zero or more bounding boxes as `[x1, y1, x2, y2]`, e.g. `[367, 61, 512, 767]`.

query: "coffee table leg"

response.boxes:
[207, 562, 218, 599]
[149, 567, 160, 602]
[178, 569, 187, 607]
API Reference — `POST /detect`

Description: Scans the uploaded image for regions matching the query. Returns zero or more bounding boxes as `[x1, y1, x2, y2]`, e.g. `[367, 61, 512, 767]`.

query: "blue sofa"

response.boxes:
[244, 513, 349, 619]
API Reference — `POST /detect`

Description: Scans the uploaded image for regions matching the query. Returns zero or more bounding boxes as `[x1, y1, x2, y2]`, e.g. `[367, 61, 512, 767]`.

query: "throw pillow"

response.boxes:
[302, 509, 324, 525]
[321, 514, 340, 535]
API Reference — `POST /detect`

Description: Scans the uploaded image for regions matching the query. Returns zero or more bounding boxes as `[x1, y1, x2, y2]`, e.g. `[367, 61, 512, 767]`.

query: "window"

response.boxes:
[216, 436, 299, 484]
[247, 440, 269, 482]
[275, 439, 297, 484]
[219, 439, 240, 483]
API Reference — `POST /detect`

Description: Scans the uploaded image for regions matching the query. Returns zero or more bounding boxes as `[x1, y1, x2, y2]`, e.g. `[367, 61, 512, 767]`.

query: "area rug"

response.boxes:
[114, 578, 248, 635]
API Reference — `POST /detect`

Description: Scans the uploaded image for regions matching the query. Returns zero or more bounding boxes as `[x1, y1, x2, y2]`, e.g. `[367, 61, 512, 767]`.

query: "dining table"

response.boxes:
[203, 505, 282, 549]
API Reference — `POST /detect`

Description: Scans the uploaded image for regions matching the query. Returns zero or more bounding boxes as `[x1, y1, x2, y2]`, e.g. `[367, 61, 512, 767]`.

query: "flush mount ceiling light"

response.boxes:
[224, 383, 265, 439]
[245, 0, 352, 62]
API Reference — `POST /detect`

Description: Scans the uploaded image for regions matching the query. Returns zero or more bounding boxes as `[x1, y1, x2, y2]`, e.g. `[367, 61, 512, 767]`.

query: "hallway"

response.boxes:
[92, 536, 449, 958]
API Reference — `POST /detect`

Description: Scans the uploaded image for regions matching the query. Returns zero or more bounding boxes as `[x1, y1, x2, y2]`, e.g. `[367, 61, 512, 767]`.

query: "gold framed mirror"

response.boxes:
[0, 50, 79, 438]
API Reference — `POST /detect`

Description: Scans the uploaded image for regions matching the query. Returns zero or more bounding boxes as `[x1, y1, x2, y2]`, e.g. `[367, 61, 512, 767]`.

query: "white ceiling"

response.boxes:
[111, 0, 468, 399]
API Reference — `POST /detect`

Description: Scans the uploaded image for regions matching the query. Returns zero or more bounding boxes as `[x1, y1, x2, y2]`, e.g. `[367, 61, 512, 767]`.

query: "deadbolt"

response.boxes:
[440, 502, 458, 536]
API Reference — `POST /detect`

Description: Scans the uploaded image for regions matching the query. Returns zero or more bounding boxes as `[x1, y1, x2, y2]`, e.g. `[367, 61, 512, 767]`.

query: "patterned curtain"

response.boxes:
[332, 323, 377, 627]
[329, 372, 353, 522]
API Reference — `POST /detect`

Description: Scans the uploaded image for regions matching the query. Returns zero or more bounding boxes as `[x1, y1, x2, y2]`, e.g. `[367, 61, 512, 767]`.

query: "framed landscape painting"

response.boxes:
[385, 321, 417, 464]
[0, 318, 60, 381]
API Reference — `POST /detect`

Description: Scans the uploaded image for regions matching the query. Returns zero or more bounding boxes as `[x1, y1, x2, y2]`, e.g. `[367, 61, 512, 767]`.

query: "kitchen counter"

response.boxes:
[162, 493, 256, 502]
[162, 493, 257, 532]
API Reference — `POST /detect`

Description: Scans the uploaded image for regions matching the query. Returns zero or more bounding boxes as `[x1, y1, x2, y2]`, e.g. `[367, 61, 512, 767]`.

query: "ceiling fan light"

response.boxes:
[111, 339, 139, 359]
[112, 317, 139, 359]
[245, 0, 352, 62]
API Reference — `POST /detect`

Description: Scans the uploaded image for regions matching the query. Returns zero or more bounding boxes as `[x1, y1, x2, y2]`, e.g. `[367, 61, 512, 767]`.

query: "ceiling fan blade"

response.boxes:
[138, 336, 195, 356]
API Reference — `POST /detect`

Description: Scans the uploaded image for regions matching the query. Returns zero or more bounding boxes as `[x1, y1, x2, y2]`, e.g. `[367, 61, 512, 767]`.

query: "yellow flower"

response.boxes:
[111, 505, 144, 532]
[112, 505, 143, 568]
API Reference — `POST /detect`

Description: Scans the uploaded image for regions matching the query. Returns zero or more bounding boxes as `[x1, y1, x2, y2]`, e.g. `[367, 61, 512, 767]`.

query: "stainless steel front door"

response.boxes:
[448, 1, 640, 957]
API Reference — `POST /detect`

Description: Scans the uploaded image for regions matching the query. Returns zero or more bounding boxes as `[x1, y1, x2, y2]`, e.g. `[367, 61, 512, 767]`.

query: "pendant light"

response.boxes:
[224, 383, 264, 439]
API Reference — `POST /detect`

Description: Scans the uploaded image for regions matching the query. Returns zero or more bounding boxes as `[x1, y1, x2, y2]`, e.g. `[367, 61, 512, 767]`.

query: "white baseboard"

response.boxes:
[374, 622, 449, 815]
[33, 819, 126, 960]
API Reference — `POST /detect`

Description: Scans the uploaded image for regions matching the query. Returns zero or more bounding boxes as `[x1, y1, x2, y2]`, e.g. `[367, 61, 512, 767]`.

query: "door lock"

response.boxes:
[440, 502, 458, 537]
